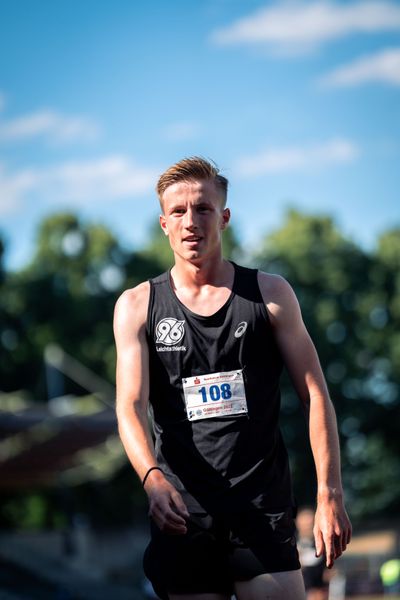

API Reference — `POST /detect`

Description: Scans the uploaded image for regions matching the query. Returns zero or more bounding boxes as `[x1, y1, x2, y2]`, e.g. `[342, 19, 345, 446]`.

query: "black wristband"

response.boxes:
[142, 466, 163, 488]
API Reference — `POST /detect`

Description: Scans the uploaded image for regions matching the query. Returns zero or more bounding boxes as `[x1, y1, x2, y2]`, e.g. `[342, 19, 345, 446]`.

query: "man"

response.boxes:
[114, 157, 351, 600]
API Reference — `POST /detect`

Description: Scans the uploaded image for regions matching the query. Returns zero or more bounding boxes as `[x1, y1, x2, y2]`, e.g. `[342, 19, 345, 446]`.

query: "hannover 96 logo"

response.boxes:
[156, 318, 185, 346]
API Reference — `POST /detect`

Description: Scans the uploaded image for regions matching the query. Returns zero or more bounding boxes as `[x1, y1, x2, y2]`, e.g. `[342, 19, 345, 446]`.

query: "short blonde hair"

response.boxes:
[156, 156, 228, 209]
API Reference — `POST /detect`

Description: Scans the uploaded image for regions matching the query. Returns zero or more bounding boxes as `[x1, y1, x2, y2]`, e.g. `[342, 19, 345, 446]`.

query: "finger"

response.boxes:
[150, 501, 186, 526]
[339, 538, 346, 555]
[339, 522, 352, 554]
[325, 535, 335, 568]
[326, 554, 334, 568]
[341, 530, 348, 553]
[347, 525, 352, 545]
[155, 516, 187, 535]
[163, 521, 188, 535]
[338, 527, 351, 553]
[314, 529, 324, 558]
[151, 507, 188, 534]
[334, 534, 343, 560]
[161, 506, 187, 527]
[171, 491, 190, 519]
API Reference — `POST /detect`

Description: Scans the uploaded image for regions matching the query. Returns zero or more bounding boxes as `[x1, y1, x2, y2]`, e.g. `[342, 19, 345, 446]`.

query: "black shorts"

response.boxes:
[143, 506, 301, 598]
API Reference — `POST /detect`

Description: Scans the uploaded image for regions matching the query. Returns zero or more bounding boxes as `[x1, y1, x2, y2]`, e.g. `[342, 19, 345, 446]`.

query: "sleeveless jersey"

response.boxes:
[146, 262, 294, 513]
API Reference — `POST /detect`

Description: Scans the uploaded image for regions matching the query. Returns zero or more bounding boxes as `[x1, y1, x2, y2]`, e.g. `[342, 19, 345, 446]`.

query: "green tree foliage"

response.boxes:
[0, 214, 163, 395]
[139, 220, 174, 271]
[252, 209, 400, 519]
[1, 210, 399, 524]
[1, 214, 240, 396]
[0, 235, 5, 284]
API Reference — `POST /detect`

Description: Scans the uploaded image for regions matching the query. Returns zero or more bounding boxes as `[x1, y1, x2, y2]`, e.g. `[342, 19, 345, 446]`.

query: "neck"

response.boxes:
[171, 255, 231, 290]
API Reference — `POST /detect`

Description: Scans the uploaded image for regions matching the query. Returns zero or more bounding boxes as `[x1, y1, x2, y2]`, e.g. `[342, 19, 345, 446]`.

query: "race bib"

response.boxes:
[182, 369, 248, 421]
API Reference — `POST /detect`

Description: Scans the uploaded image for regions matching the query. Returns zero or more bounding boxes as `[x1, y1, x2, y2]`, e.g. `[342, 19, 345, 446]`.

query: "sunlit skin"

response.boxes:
[158, 179, 233, 317]
[159, 179, 230, 270]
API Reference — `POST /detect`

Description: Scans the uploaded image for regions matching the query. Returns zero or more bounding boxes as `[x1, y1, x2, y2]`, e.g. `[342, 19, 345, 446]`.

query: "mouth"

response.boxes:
[183, 235, 202, 243]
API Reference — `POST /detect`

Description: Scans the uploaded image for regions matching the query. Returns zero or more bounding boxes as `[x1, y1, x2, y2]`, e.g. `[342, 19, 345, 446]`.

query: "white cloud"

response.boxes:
[211, 1, 400, 55]
[162, 121, 200, 142]
[236, 138, 359, 177]
[0, 109, 100, 144]
[48, 156, 157, 200]
[0, 156, 158, 216]
[0, 163, 40, 214]
[319, 48, 400, 87]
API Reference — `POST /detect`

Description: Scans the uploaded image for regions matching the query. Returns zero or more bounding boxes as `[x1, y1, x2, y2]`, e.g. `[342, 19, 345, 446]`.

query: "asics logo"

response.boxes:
[156, 318, 185, 345]
[234, 321, 248, 338]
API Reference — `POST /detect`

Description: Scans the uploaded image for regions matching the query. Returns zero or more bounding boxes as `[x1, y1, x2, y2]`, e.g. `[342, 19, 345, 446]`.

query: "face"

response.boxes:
[159, 179, 230, 263]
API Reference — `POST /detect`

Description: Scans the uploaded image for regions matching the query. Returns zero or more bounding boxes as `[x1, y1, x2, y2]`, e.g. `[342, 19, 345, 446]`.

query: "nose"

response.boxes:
[183, 207, 198, 230]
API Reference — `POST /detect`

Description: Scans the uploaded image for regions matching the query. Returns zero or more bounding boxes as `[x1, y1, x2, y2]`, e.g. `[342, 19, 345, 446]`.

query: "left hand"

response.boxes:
[313, 493, 352, 568]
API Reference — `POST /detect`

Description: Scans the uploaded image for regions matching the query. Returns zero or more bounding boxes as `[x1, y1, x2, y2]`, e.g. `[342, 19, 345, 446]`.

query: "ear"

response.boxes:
[159, 214, 169, 236]
[221, 207, 231, 230]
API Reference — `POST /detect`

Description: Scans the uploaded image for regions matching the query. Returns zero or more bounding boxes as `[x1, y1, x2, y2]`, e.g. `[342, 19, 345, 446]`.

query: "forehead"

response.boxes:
[162, 179, 223, 206]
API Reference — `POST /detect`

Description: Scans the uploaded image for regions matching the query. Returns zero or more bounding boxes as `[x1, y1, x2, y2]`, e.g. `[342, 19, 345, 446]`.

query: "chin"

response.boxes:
[184, 250, 205, 263]
[187, 252, 202, 261]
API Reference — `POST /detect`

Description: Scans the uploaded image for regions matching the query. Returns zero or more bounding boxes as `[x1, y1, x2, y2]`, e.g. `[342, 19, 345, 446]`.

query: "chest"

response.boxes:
[173, 286, 232, 317]
[150, 290, 269, 378]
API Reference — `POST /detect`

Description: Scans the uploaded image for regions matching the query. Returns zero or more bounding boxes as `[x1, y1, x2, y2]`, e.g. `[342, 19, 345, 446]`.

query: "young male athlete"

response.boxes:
[114, 157, 352, 600]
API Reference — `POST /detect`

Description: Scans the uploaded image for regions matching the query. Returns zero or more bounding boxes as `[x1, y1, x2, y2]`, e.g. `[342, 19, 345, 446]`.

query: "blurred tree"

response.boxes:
[0, 213, 163, 395]
[252, 209, 400, 520]
[0, 235, 5, 285]
[139, 220, 174, 271]
[222, 225, 241, 262]
[1, 210, 399, 526]
[1, 213, 244, 395]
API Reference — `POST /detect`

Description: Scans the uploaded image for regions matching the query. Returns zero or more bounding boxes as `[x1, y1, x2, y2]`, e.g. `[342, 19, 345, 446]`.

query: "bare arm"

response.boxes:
[113, 283, 189, 534]
[258, 272, 352, 568]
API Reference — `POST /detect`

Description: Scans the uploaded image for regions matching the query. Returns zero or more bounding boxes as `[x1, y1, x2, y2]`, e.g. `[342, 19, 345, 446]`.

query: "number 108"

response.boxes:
[198, 383, 232, 403]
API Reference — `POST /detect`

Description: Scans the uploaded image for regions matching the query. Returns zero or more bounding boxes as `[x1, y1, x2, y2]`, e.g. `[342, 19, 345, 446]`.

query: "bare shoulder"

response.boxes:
[113, 281, 150, 336]
[257, 270, 298, 305]
[257, 271, 301, 325]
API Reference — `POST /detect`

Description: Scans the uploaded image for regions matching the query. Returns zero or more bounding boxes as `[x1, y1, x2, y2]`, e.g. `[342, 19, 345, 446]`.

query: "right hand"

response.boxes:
[144, 470, 190, 535]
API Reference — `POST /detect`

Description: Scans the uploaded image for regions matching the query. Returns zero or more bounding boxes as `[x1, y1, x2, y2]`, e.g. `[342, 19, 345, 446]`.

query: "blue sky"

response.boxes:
[1, 0, 399, 271]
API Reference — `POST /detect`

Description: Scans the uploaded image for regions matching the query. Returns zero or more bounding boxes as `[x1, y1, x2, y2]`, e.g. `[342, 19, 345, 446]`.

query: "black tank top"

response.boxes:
[146, 262, 294, 513]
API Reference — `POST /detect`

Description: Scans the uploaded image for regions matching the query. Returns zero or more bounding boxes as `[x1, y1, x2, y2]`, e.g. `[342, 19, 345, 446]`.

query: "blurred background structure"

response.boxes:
[0, 1, 399, 598]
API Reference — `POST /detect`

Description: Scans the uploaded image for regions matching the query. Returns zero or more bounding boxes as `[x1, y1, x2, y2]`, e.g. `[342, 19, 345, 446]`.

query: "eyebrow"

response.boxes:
[168, 198, 214, 211]
[168, 203, 185, 212]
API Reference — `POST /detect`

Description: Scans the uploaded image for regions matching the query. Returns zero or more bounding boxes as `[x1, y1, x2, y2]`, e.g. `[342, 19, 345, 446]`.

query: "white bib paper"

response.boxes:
[182, 369, 248, 421]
